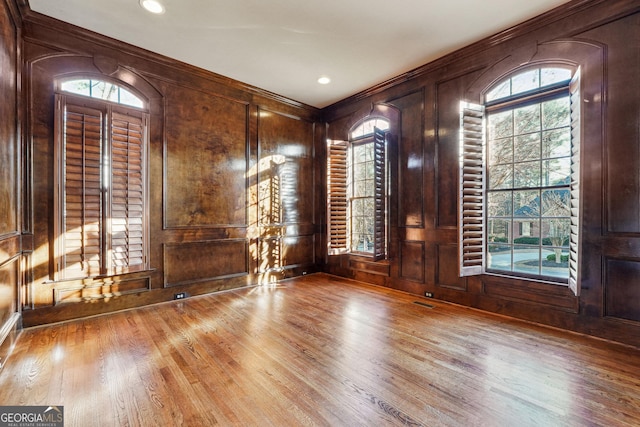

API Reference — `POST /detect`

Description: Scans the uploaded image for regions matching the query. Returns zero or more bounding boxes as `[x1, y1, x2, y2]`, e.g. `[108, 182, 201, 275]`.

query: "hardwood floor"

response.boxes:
[1, 273, 639, 426]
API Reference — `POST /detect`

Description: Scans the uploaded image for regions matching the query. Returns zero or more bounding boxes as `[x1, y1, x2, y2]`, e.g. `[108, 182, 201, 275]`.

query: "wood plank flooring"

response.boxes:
[1, 273, 639, 426]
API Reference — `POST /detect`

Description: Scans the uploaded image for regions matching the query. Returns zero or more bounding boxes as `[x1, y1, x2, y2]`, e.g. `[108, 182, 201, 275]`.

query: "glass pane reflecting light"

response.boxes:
[60, 79, 144, 109]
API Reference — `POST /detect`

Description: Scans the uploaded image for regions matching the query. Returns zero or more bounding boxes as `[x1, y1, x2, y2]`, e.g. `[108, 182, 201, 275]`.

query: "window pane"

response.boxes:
[511, 69, 540, 95]
[354, 181, 368, 197]
[487, 219, 511, 243]
[514, 133, 540, 162]
[120, 88, 144, 108]
[514, 161, 541, 188]
[543, 158, 571, 186]
[513, 190, 540, 218]
[514, 104, 541, 135]
[486, 80, 511, 102]
[61, 80, 91, 96]
[487, 244, 512, 270]
[350, 118, 389, 139]
[542, 97, 570, 129]
[487, 191, 512, 217]
[541, 189, 570, 217]
[514, 218, 540, 243]
[542, 128, 571, 159]
[489, 137, 513, 165]
[488, 110, 513, 140]
[513, 245, 541, 275]
[488, 164, 513, 190]
[540, 68, 571, 87]
[60, 79, 144, 108]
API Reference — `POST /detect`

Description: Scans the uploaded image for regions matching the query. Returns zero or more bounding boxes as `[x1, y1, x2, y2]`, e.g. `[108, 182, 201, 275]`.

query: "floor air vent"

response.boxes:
[413, 301, 434, 309]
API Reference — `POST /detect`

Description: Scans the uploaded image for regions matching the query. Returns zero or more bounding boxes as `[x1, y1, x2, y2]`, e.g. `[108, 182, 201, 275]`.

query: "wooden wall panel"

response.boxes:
[0, 258, 18, 330]
[0, 0, 20, 366]
[54, 276, 151, 305]
[605, 258, 640, 322]
[281, 235, 315, 268]
[436, 244, 466, 291]
[601, 14, 640, 234]
[399, 240, 425, 283]
[435, 73, 479, 229]
[391, 91, 425, 228]
[164, 240, 248, 287]
[164, 85, 248, 228]
[257, 108, 314, 226]
[0, 0, 17, 238]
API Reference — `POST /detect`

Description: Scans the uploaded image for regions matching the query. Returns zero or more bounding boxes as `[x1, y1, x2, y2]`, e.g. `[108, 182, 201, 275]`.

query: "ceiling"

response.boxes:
[28, 0, 572, 108]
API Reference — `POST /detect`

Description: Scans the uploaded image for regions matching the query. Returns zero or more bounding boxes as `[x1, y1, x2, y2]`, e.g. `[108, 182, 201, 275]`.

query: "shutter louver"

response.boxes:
[61, 103, 104, 279]
[568, 70, 581, 296]
[372, 127, 386, 261]
[109, 112, 146, 273]
[459, 102, 485, 276]
[327, 140, 348, 252]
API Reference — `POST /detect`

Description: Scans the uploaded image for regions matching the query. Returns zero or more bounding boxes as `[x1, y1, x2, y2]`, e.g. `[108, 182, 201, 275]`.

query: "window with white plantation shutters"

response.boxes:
[459, 67, 581, 295]
[459, 102, 486, 276]
[54, 81, 148, 281]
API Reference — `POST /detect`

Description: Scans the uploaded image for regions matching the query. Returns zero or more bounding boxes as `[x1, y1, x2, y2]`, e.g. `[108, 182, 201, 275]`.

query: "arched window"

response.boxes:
[60, 79, 145, 108]
[328, 116, 390, 259]
[54, 78, 149, 280]
[460, 66, 580, 293]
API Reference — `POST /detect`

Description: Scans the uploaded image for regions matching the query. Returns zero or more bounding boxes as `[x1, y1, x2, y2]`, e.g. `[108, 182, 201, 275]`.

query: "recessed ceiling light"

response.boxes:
[317, 76, 331, 85]
[140, 0, 165, 14]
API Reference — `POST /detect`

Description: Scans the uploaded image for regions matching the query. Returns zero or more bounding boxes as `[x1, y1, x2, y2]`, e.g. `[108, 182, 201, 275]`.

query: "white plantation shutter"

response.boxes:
[327, 140, 348, 253]
[372, 127, 387, 261]
[568, 69, 581, 296]
[459, 102, 485, 276]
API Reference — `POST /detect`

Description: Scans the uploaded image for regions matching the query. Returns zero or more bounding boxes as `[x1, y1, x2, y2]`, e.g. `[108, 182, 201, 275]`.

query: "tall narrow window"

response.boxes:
[460, 67, 581, 294]
[328, 118, 389, 260]
[54, 79, 149, 280]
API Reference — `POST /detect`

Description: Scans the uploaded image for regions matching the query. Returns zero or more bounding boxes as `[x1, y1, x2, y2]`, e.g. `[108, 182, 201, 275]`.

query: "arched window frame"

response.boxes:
[327, 104, 399, 261]
[459, 63, 581, 295]
[53, 76, 150, 280]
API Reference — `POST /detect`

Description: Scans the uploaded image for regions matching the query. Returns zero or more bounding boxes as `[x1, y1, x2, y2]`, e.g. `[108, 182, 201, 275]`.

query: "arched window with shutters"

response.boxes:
[53, 78, 150, 280]
[327, 116, 390, 260]
[459, 66, 581, 295]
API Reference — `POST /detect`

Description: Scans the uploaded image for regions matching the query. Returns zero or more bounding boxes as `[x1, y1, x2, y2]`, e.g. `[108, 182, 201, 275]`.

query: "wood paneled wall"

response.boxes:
[0, 0, 21, 366]
[13, 2, 322, 326]
[323, 0, 640, 347]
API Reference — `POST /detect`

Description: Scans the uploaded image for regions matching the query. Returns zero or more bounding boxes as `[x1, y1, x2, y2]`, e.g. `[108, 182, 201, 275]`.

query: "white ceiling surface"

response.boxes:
[29, 0, 572, 108]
